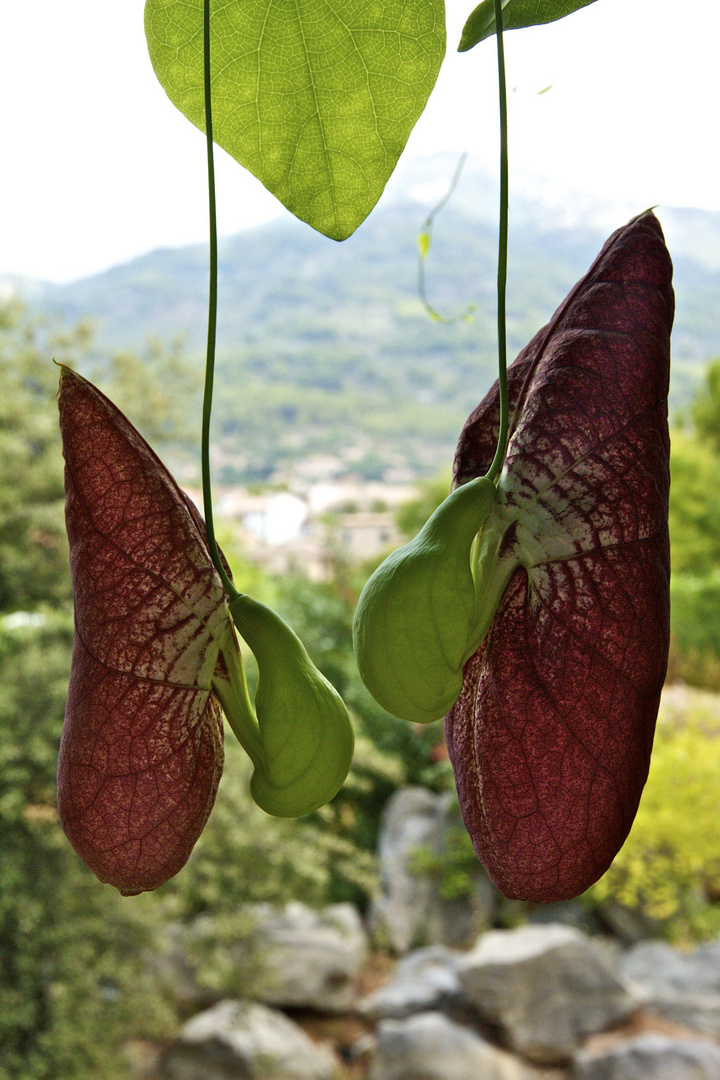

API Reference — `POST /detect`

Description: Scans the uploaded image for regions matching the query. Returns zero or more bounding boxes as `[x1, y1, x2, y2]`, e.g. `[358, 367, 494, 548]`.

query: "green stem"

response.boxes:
[486, 0, 510, 484]
[212, 629, 265, 768]
[201, 0, 238, 600]
[418, 152, 474, 324]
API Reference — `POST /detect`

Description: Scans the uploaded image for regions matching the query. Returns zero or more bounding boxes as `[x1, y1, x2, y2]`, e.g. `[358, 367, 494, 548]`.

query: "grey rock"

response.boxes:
[620, 939, 720, 1037]
[347, 1032, 377, 1063]
[154, 903, 367, 1013]
[360, 945, 465, 1021]
[620, 941, 700, 993]
[150, 920, 213, 1010]
[621, 938, 720, 996]
[694, 937, 720, 984]
[157, 1000, 338, 1080]
[429, 888, 497, 951]
[639, 992, 720, 1039]
[458, 924, 636, 1064]
[369, 787, 497, 952]
[368, 1011, 533, 1080]
[150, 913, 275, 1011]
[573, 1033, 720, 1079]
[369, 788, 450, 953]
[243, 901, 368, 1012]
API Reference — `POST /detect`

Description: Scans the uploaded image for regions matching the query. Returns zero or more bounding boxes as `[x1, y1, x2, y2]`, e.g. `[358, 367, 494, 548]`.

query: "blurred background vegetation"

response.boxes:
[3, 292, 720, 1077]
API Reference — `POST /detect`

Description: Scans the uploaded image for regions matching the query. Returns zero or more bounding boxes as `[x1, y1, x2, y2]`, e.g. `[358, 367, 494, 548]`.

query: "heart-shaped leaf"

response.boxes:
[144, 0, 445, 239]
[57, 367, 231, 895]
[445, 211, 674, 902]
[459, 0, 598, 52]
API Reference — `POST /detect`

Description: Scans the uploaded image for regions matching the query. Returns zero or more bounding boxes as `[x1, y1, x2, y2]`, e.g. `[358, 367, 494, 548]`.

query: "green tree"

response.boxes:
[90, 335, 201, 448]
[0, 614, 174, 1080]
[0, 303, 78, 613]
[691, 355, 720, 456]
[0, 301, 201, 615]
[669, 427, 720, 576]
[590, 688, 720, 942]
[0, 303, 208, 1077]
[666, 372, 720, 688]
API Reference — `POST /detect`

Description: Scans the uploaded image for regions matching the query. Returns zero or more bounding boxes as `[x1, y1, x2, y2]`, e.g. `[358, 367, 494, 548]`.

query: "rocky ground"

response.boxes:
[134, 785, 720, 1080]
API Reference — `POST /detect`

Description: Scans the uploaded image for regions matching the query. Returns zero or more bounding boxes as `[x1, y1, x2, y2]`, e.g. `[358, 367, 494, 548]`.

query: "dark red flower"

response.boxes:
[445, 211, 674, 902]
[57, 368, 229, 895]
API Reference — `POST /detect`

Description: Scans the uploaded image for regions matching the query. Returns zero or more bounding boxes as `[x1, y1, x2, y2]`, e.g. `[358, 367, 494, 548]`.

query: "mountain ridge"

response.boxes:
[8, 155, 720, 482]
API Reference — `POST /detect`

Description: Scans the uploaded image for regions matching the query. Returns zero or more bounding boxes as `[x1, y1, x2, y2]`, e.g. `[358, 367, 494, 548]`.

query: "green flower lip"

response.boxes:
[226, 594, 354, 818]
[353, 475, 500, 725]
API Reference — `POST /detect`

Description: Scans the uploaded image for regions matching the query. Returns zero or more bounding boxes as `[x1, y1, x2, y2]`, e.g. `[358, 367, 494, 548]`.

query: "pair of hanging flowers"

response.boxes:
[58, 210, 673, 902]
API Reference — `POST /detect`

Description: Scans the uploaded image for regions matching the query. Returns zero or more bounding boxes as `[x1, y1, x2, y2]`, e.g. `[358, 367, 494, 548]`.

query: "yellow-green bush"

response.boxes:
[590, 687, 720, 941]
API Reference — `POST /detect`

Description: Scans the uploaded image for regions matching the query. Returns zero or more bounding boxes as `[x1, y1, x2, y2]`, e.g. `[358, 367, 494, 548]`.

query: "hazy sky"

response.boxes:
[2, 0, 718, 282]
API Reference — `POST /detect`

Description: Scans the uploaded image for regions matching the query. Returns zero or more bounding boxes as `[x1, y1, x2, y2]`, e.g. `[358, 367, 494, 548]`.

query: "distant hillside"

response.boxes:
[19, 156, 720, 482]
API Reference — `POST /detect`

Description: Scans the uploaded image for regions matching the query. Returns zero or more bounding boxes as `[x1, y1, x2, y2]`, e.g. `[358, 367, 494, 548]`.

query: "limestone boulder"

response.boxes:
[620, 938, 720, 995]
[369, 787, 449, 953]
[156, 902, 368, 1014]
[457, 924, 636, 1063]
[573, 1032, 720, 1079]
[244, 901, 368, 1012]
[368, 1011, 536, 1080]
[157, 1000, 339, 1080]
[369, 786, 497, 952]
[634, 991, 720, 1040]
[595, 900, 658, 945]
[360, 945, 465, 1021]
[620, 939, 720, 1039]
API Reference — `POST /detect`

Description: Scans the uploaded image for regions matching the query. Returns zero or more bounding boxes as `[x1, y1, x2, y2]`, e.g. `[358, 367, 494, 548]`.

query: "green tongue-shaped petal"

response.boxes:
[353, 476, 499, 724]
[226, 595, 354, 817]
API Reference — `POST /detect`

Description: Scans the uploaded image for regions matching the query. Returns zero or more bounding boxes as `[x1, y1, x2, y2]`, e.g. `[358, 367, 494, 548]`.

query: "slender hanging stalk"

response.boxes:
[200, 0, 238, 599]
[486, 0, 510, 483]
[418, 152, 475, 324]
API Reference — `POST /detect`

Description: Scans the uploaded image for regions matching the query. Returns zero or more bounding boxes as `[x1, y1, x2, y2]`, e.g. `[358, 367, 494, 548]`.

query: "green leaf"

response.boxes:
[145, 0, 446, 239]
[458, 0, 598, 52]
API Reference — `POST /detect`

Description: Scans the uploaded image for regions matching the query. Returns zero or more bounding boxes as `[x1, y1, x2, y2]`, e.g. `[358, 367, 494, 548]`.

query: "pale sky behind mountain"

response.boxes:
[1, 0, 718, 283]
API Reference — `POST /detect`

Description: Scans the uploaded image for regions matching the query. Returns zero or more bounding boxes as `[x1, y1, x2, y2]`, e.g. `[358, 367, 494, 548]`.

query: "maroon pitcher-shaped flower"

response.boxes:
[446, 210, 674, 902]
[57, 368, 230, 895]
[57, 368, 354, 895]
